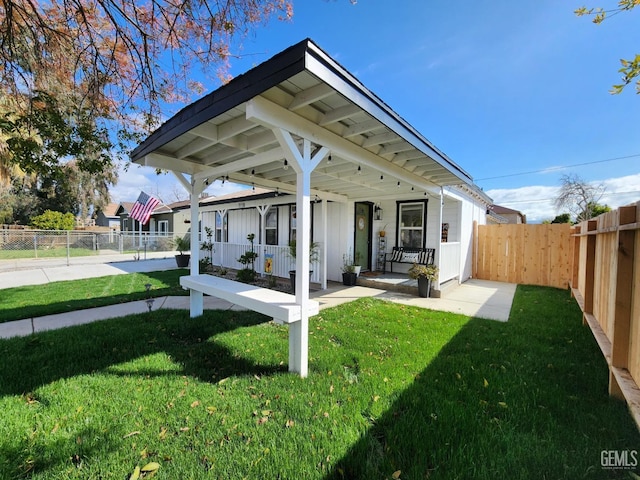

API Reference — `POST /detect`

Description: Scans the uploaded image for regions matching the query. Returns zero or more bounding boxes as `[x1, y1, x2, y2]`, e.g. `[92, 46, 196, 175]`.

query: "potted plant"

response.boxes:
[408, 263, 439, 298]
[287, 239, 320, 293]
[173, 236, 191, 268]
[379, 224, 387, 238]
[341, 253, 357, 286]
[353, 250, 362, 277]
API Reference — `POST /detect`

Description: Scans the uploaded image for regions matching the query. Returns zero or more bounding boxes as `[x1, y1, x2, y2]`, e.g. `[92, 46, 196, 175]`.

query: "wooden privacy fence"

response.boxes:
[571, 201, 640, 428]
[474, 209, 640, 427]
[474, 223, 574, 289]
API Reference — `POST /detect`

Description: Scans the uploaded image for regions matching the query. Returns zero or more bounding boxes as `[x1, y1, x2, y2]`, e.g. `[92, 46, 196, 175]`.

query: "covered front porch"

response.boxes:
[130, 39, 490, 376]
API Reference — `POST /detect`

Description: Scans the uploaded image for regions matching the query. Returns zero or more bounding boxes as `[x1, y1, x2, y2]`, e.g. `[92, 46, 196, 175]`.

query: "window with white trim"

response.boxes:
[397, 201, 427, 248]
[215, 212, 228, 242]
[265, 209, 278, 245]
[158, 220, 169, 236]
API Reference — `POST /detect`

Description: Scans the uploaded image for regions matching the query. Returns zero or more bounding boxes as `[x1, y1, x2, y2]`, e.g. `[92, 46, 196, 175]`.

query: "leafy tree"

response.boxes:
[0, 0, 294, 178]
[30, 210, 75, 230]
[575, 1, 640, 94]
[4, 174, 38, 225]
[36, 160, 117, 221]
[551, 213, 572, 224]
[587, 201, 611, 218]
[554, 173, 608, 223]
[0, 182, 13, 223]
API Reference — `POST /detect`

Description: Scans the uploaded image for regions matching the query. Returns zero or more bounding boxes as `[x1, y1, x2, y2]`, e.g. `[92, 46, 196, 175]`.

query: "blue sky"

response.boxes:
[114, 0, 640, 222]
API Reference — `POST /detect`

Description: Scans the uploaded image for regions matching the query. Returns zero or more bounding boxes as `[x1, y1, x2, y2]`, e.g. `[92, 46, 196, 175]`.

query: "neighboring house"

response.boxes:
[131, 38, 493, 290]
[488, 205, 527, 224]
[117, 201, 168, 233]
[95, 203, 121, 230]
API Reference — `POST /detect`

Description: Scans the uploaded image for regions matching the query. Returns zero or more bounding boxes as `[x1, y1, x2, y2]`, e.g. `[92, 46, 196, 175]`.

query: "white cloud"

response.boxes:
[487, 173, 640, 223]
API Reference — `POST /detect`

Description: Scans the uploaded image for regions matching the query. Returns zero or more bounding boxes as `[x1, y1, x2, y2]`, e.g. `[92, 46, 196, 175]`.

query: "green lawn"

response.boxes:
[0, 270, 188, 323]
[0, 285, 638, 479]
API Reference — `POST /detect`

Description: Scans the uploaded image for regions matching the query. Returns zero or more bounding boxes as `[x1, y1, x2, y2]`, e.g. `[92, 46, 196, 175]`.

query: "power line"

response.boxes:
[493, 190, 640, 206]
[476, 154, 640, 181]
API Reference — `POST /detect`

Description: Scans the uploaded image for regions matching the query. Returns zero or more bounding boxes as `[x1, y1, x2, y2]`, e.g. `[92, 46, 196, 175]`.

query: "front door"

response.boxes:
[354, 202, 372, 271]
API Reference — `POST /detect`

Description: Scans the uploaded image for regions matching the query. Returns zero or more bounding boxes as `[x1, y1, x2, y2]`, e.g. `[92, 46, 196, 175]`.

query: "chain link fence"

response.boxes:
[0, 228, 177, 261]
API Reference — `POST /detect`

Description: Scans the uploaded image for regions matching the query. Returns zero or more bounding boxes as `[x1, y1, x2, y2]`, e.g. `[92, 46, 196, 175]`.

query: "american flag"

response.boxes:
[129, 191, 160, 225]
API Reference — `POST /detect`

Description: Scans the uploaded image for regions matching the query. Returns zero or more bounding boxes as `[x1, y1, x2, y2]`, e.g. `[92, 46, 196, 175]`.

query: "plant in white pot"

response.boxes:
[408, 263, 439, 298]
[172, 236, 191, 268]
[352, 250, 362, 277]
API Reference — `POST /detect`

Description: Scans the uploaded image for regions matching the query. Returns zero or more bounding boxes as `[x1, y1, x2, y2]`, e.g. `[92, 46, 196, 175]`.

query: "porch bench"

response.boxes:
[383, 247, 435, 273]
[180, 274, 319, 324]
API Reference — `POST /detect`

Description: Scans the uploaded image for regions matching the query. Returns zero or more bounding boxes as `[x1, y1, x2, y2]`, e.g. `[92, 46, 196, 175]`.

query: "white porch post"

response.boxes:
[217, 209, 227, 270]
[434, 187, 444, 292]
[321, 198, 328, 290]
[271, 129, 328, 377]
[257, 205, 270, 277]
[291, 167, 311, 376]
[189, 178, 205, 317]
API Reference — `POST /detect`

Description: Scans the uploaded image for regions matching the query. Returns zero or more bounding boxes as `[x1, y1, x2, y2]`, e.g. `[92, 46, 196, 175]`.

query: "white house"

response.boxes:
[130, 39, 491, 376]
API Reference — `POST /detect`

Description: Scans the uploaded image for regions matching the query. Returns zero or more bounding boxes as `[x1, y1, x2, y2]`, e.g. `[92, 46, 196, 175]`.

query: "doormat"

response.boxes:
[360, 271, 381, 277]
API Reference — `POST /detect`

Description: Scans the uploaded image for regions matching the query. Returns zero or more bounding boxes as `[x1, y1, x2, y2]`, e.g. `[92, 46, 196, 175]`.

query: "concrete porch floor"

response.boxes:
[313, 277, 517, 322]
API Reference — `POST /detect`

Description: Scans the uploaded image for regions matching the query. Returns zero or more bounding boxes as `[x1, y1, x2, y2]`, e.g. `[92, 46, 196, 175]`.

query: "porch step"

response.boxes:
[355, 273, 459, 298]
[356, 275, 419, 296]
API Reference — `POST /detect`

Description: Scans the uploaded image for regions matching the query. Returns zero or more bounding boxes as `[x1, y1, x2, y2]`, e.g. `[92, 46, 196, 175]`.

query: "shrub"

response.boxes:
[30, 210, 75, 230]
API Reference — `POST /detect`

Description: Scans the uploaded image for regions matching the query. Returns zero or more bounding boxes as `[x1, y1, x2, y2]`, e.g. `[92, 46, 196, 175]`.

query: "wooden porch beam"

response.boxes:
[288, 83, 334, 110]
[192, 148, 285, 182]
[246, 96, 442, 190]
[143, 153, 208, 175]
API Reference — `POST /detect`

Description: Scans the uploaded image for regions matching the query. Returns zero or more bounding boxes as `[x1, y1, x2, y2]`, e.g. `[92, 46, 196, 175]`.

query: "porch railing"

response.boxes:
[209, 242, 321, 283]
[439, 242, 461, 283]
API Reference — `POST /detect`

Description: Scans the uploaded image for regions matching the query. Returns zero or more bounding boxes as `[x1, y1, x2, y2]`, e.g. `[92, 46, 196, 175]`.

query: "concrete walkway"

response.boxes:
[0, 256, 517, 339]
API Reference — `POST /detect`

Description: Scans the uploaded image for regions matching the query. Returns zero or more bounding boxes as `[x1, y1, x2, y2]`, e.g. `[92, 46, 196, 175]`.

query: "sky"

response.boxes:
[112, 0, 640, 223]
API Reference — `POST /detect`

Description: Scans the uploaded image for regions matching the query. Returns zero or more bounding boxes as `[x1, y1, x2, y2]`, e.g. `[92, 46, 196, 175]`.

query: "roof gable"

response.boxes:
[132, 38, 480, 203]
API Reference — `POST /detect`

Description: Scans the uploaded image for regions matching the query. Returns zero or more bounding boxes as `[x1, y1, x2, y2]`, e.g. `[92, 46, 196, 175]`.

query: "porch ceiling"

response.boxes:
[130, 39, 474, 201]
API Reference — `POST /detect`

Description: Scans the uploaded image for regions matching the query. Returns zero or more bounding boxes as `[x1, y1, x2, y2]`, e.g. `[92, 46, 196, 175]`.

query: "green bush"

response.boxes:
[29, 210, 75, 230]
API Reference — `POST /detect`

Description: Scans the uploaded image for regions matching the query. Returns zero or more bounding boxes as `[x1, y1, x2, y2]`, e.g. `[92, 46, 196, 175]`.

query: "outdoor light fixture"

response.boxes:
[327, 154, 332, 164]
[252, 183, 255, 192]
[397, 181, 401, 188]
[275, 188, 279, 197]
[250, 169, 255, 177]
[203, 178, 209, 186]
[374, 204, 383, 221]
[357, 165, 362, 175]
[283, 159, 289, 170]
[380, 175, 384, 182]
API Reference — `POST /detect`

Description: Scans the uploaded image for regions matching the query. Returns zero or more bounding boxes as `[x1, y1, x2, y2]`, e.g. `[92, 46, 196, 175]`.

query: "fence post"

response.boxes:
[609, 206, 637, 398]
[66, 231, 70, 266]
[570, 226, 580, 290]
[582, 220, 597, 325]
